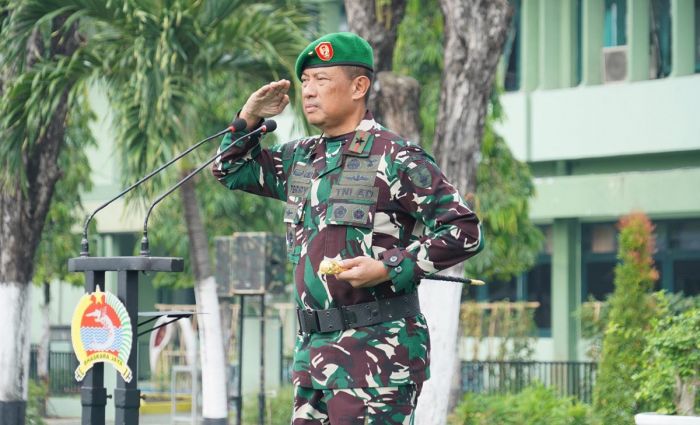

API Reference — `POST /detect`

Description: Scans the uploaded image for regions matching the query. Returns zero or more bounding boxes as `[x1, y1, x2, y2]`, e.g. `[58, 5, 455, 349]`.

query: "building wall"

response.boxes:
[486, 0, 700, 361]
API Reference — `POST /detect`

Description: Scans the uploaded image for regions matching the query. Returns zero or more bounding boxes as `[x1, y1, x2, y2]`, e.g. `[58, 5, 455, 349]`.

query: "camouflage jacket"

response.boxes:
[212, 111, 483, 389]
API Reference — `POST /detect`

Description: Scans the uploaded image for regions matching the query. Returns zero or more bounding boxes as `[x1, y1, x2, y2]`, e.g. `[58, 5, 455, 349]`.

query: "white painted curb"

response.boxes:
[635, 413, 700, 425]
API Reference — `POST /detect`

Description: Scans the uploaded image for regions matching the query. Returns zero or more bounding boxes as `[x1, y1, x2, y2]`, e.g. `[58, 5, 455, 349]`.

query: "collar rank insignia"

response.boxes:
[348, 130, 369, 154]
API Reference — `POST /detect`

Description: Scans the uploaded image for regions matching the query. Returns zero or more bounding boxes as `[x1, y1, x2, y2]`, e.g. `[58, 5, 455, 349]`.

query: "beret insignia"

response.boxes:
[315, 42, 334, 61]
[295, 32, 374, 80]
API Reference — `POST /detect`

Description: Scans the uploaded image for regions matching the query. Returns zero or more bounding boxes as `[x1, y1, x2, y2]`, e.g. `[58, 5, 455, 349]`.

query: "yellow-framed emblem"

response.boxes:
[71, 286, 133, 382]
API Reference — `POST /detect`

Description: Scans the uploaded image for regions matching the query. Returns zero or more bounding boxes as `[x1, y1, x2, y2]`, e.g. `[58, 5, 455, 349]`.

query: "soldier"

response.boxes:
[213, 32, 483, 424]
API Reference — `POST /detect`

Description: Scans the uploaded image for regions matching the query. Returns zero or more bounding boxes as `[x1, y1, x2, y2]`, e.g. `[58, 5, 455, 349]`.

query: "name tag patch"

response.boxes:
[330, 185, 378, 203]
[283, 202, 302, 224]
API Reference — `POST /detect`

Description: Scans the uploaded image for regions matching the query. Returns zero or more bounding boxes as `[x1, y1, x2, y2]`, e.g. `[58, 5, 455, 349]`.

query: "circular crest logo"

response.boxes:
[315, 42, 334, 61]
[352, 208, 365, 220]
[71, 286, 133, 382]
[347, 158, 361, 170]
[334, 205, 348, 219]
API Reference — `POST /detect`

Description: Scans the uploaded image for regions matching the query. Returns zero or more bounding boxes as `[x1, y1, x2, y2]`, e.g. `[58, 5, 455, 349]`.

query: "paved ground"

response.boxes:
[44, 414, 194, 424]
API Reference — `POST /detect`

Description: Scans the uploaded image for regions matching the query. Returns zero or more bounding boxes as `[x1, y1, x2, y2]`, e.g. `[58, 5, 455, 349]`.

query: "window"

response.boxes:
[525, 261, 551, 329]
[582, 223, 617, 300]
[476, 225, 552, 332]
[604, 0, 628, 46]
[503, 0, 521, 91]
[575, 0, 583, 85]
[650, 0, 672, 78]
[674, 260, 700, 296]
[582, 219, 700, 301]
[662, 219, 700, 295]
[487, 277, 518, 301]
[587, 224, 617, 254]
[696, 0, 700, 72]
[668, 220, 700, 250]
[584, 260, 617, 300]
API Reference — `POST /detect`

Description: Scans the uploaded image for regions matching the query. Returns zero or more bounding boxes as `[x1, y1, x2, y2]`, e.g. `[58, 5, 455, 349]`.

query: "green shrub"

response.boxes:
[449, 383, 594, 425]
[26, 380, 47, 425]
[593, 212, 659, 425]
[242, 386, 293, 425]
[635, 295, 700, 415]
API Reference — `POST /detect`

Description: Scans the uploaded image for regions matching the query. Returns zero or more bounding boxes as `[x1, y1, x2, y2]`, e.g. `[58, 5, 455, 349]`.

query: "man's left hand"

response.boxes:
[336, 257, 390, 288]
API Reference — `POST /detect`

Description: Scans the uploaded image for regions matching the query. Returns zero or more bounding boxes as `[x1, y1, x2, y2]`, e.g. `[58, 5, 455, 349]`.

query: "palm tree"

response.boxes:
[100, 3, 307, 421]
[0, 3, 92, 422]
[2, 0, 308, 422]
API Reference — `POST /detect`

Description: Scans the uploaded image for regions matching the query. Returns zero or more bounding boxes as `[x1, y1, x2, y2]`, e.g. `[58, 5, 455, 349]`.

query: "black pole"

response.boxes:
[114, 271, 140, 424]
[81, 271, 107, 425]
[259, 295, 266, 425]
[236, 296, 245, 425]
[279, 311, 284, 384]
[68, 256, 183, 425]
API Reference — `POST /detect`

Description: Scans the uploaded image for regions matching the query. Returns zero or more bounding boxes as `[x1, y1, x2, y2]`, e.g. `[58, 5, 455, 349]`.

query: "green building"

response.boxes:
[480, 0, 700, 361]
[28, 0, 700, 417]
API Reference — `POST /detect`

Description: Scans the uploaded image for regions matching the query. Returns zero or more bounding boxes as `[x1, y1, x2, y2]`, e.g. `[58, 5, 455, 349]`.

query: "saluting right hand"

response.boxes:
[240, 79, 290, 128]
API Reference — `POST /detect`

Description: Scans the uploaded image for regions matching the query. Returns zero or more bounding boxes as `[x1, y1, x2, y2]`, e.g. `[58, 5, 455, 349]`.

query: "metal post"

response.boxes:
[236, 296, 245, 425]
[114, 270, 140, 425]
[258, 295, 265, 425]
[279, 311, 284, 384]
[81, 271, 108, 425]
[69, 256, 183, 425]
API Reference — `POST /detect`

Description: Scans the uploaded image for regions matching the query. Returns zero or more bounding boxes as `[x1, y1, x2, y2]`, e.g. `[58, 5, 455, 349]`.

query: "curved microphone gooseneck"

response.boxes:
[79, 118, 247, 256]
[139, 119, 277, 256]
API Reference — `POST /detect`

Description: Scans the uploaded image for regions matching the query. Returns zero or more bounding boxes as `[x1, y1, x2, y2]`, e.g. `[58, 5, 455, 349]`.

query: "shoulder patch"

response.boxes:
[407, 163, 434, 189]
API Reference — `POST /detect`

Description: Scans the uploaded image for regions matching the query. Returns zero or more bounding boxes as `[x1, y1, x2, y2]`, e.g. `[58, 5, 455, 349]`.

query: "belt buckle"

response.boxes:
[296, 308, 319, 334]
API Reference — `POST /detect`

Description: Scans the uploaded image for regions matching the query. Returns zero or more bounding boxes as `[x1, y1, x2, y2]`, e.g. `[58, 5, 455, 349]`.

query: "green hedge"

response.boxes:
[449, 384, 593, 425]
[242, 386, 293, 425]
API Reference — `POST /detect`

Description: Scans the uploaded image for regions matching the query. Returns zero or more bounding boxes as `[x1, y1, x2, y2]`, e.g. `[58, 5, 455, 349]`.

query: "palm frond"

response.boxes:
[0, 46, 100, 189]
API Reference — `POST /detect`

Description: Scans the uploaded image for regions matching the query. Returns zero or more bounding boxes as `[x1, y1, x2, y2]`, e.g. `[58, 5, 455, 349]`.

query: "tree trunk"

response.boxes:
[343, 0, 413, 125]
[180, 173, 229, 424]
[414, 275, 463, 425]
[416, 1, 511, 423]
[675, 376, 698, 416]
[343, 0, 407, 73]
[0, 282, 32, 424]
[374, 72, 421, 144]
[37, 282, 51, 417]
[0, 15, 79, 424]
[432, 0, 511, 196]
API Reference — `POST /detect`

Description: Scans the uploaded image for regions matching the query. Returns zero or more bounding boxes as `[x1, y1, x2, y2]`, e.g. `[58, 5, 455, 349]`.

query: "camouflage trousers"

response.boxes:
[292, 384, 422, 425]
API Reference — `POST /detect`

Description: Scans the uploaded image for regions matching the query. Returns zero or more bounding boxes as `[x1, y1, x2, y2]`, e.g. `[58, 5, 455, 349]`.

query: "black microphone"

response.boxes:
[79, 118, 247, 257]
[139, 119, 277, 256]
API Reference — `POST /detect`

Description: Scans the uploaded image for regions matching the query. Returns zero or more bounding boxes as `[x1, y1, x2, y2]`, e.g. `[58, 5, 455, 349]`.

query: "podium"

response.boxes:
[68, 256, 184, 425]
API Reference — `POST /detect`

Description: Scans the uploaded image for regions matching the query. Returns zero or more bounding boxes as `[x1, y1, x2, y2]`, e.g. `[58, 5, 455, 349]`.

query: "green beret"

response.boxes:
[295, 32, 374, 80]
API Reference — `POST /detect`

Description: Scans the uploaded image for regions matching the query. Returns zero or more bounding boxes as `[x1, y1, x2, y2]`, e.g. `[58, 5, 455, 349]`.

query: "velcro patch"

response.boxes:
[283, 202, 302, 224]
[343, 155, 381, 172]
[338, 171, 375, 186]
[289, 163, 314, 184]
[329, 185, 379, 203]
[328, 203, 371, 225]
[407, 163, 434, 189]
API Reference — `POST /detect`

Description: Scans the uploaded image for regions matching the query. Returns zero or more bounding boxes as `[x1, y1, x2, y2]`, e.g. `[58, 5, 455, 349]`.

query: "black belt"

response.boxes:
[296, 292, 420, 334]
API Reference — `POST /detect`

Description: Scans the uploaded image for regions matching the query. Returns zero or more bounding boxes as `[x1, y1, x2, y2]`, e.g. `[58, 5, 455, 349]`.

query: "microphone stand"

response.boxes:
[67, 119, 246, 425]
[79, 119, 247, 256]
[140, 120, 277, 256]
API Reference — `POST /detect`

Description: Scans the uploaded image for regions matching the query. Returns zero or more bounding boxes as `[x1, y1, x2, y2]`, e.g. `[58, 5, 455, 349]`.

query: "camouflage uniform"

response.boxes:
[293, 384, 422, 424]
[212, 111, 483, 411]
